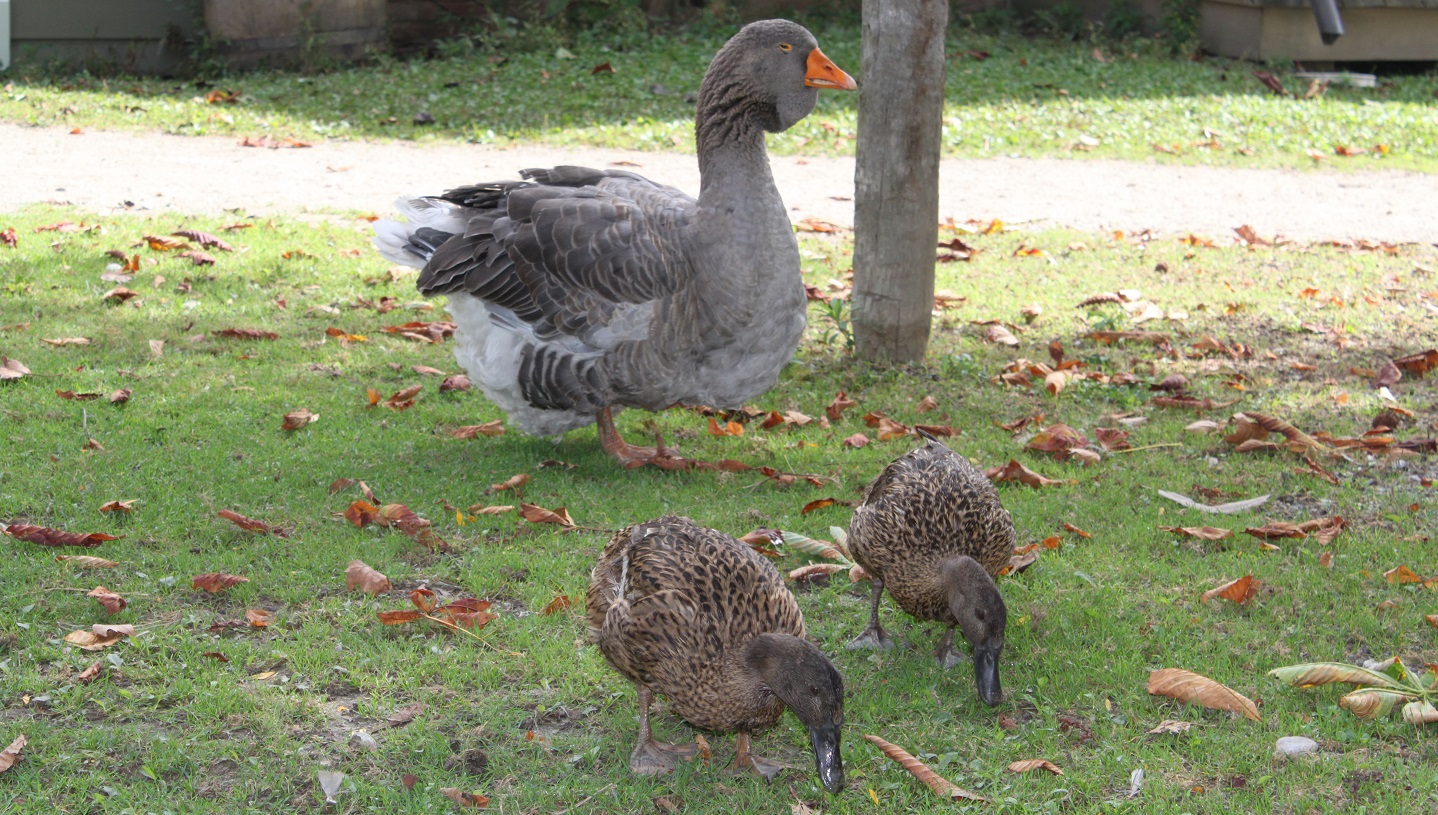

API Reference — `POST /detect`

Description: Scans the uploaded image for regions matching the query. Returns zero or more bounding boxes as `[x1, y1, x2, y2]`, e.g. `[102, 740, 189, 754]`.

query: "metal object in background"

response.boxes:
[1312, 0, 1345, 44]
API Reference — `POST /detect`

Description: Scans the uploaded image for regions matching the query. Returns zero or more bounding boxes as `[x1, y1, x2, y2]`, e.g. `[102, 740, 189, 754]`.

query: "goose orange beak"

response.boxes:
[805, 48, 857, 91]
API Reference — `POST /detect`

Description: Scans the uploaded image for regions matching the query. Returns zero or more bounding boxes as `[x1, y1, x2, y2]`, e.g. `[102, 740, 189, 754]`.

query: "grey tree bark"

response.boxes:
[851, 0, 948, 363]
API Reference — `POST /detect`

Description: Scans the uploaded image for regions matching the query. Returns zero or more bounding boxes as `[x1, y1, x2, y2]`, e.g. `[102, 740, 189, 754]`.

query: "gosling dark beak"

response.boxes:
[809, 722, 844, 793]
[805, 48, 857, 91]
[974, 642, 1003, 706]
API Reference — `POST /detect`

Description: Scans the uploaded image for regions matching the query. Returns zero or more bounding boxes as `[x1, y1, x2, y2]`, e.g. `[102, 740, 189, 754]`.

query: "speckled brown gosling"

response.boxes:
[587, 516, 845, 791]
[846, 432, 1014, 706]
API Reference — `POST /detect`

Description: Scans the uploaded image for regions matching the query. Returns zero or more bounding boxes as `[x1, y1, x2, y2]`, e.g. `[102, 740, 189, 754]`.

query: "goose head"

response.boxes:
[940, 555, 1008, 706]
[701, 19, 856, 135]
[744, 632, 846, 793]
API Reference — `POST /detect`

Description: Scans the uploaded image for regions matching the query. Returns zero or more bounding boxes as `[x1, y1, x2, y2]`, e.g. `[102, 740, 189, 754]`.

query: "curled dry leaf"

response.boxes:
[542, 595, 574, 615]
[245, 608, 271, 627]
[439, 789, 490, 808]
[192, 572, 250, 593]
[986, 459, 1066, 488]
[1148, 668, 1261, 721]
[1235, 412, 1329, 456]
[1062, 522, 1092, 538]
[281, 409, 318, 431]
[57, 555, 119, 569]
[0, 735, 25, 774]
[1384, 565, 1424, 584]
[825, 391, 858, 421]
[490, 473, 530, 493]
[440, 374, 471, 392]
[63, 624, 134, 650]
[862, 734, 988, 802]
[213, 328, 278, 341]
[520, 503, 576, 527]
[74, 661, 103, 684]
[108, 388, 132, 404]
[218, 508, 286, 537]
[788, 563, 847, 583]
[0, 356, 31, 381]
[780, 530, 851, 562]
[1243, 523, 1308, 541]
[98, 499, 135, 514]
[842, 432, 870, 449]
[4, 524, 121, 548]
[708, 417, 744, 437]
[916, 395, 939, 412]
[171, 229, 232, 251]
[451, 421, 505, 439]
[87, 585, 127, 614]
[378, 609, 423, 625]
[1268, 662, 1404, 690]
[1007, 759, 1064, 776]
[1200, 575, 1259, 605]
[1161, 526, 1233, 541]
[346, 560, 391, 595]
[982, 323, 1020, 346]
[102, 286, 140, 303]
[1146, 719, 1193, 735]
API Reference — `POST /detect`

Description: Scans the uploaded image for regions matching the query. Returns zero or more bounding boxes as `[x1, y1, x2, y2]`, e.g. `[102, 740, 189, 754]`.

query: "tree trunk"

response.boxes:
[851, 0, 947, 363]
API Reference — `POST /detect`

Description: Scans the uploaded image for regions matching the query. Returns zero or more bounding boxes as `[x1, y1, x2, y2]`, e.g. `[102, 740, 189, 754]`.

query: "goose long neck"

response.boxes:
[694, 70, 773, 201]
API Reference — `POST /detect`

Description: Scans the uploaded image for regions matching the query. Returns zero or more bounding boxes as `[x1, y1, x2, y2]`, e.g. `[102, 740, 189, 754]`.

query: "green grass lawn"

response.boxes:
[2, 23, 1436, 172]
[1, 204, 1436, 813]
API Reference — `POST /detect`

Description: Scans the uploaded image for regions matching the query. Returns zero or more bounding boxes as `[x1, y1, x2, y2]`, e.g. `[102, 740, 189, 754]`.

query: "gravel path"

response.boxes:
[6, 122, 1436, 242]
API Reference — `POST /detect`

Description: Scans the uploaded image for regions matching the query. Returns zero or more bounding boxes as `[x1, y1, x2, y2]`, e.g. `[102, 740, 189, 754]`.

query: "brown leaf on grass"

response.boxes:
[842, 432, 870, 449]
[1372, 361, 1402, 389]
[56, 390, 101, 401]
[440, 374, 471, 392]
[192, 573, 249, 593]
[218, 509, 287, 537]
[98, 499, 135, 514]
[281, 409, 318, 430]
[378, 609, 423, 625]
[469, 504, 515, 515]
[1062, 523, 1092, 538]
[862, 734, 988, 802]
[1243, 522, 1308, 540]
[143, 234, 187, 251]
[328, 477, 357, 494]
[171, 229, 232, 251]
[1005, 549, 1040, 574]
[451, 421, 506, 439]
[1201, 575, 1259, 605]
[543, 595, 574, 615]
[1235, 412, 1328, 456]
[739, 529, 783, 559]
[178, 250, 217, 266]
[57, 555, 120, 568]
[1151, 395, 1237, 411]
[102, 286, 140, 303]
[1148, 668, 1261, 721]
[0, 227, 16, 249]
[996, 412, 1045, 434]
[826, 391, 858, 421]
[1008, 759, 1064, 776]
[982, 323, 1020, 346]
[1094, 427, 1132, 451]
[916, 395, 939, 413]
[108, 388, 132, 404]
[83, 438, 105, 451]
[0, 356, 31, 381]
[520, 503, 576, 528]
[246, 608, 271, 627]
[41, 336, 91, 346]
[0, 735, 26, 774]
[4, 524, 121, 548]
[1086, 330, 1171, 347]
[1298, 456, 1340, 485]
[1426, 614, 1438, 628]
[1384, 565, 1424, 584]
[788, 563, 847, 584]
[986, 460, 1066, 488]
[439, 789, 490, 808]
[871, 415, 911, 441]
[707, 417, 744, 436]
[213, 328, 278, 341]
[1160, 526, 1233, 541]
[386, 702, 425, 728]
[1146, 719, 1193, 735]
[74, 661, 103, 684]
[346, 560, 391, 595]
[411, 365, 445, 376]
[87, 585, 127, 614]
[63, 624, 134, 650]
[801, 498, 840, 515]
[1393, 349, 1438, 378]
[385, 385, 422, 411]
[490, 473, 530, 493]
[342, 499, 379, 527]
[1025, 424, 1090, 460]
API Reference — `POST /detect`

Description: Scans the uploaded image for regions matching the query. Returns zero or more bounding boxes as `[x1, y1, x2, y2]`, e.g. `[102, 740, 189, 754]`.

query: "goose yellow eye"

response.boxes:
[778, 43, 793, 52]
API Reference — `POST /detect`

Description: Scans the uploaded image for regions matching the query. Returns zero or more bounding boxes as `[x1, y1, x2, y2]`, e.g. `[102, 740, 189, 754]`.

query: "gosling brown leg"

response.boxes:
[628, 685, 696, 776]
[597, 407, 667, 466]
[847, 578, 893, 650]
[934, 624, 964, 669]
[730, 731, 785, 782]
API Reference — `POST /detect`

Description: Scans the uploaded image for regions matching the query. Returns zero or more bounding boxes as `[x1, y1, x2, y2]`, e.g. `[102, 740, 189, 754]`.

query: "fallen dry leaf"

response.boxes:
[218, 508, 286, 537]
[452, 421, 505, 439]
[826, 391, 858, 421]
[1201, 575, 1259, 605]
[87, 585, 126, 614]
[0, 356, 31, 381]
[543, 595, 574, 615]
[213, 328, 278, 341]
[1160, 526, 1233, 541]
[98, 499, 135, 514]
[440, 374, 471, 392]
[520, 503, 576, 528]
[842, 432, 871, 449]
[385, 385, 422, 411]
[490, 473, 530, 493]
[74, 661, 103, 684]
[1384, 565, 1424, 584]
[56, 554, 119, 569]
[985, 459, 1066, 488]
[1148, 668, 1261, 721]
[346, 560, 391, 595]
[1146, 719, 1193, 735]
[4, 524, 121, 548]
[245, 608, 271, 627]
[1007, 759, 1064, 776]
[439, 789, 490, 808]
[0, 735, 25, 774]
[192, 573, 250, 593]
[281, 409, 318, 431]
[63, 624, 134, 651]
[863, 734, 987, 802]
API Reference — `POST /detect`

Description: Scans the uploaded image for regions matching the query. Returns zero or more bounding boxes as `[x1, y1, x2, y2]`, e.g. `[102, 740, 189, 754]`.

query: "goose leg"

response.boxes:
[934, 624, 964, 669]
[597, 407, 664, 466]
[729, 731, 786, 782]
[847, 578, 893, 650]
[628, 685, 697, 776]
